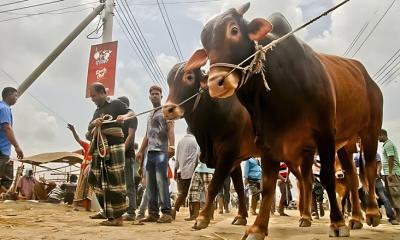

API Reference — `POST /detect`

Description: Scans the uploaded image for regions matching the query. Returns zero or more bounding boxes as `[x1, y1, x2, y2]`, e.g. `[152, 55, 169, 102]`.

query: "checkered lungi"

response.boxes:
[88, 143, 127, 219]
[188, 172, 213, 203]
[383, 175, 400, 209]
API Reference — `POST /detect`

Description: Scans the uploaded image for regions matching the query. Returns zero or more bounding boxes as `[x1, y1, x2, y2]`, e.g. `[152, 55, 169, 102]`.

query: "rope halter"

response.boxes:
[209, 41, 271, 92]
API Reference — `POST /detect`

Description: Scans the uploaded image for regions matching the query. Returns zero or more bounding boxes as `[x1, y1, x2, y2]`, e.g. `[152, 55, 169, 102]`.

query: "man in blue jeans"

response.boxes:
[118, 96, 138, 221]
[137, 85, 175, 223]
[355, 150, 399, 225]
[376, 152, 399, 225]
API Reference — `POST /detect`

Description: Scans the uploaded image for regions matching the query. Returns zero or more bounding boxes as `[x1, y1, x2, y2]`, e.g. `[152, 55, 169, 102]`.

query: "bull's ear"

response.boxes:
[248, 18, 273, 41]
[185, 49, 208, 72]
[236, 2, 250, 16]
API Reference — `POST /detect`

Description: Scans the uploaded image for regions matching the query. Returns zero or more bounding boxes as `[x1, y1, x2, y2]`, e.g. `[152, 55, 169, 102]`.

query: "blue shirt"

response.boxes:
[244, 158, 261, 180]
[0, 101, 13, 156]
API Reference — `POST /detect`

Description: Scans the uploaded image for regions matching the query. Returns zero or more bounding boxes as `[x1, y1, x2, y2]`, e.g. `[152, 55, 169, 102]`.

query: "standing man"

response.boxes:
[118, 96, 139, 221]
[0, 87, 23, 191]
[379, 129, 400, 222]
[137, 85, 175, 223]
[277, 162, 290, 216]
[86, 82, 134, 226]
[185, 159, 214, 221]
[217, 177, 231, 214]
[375, 152, 399, 225]
[243, 157, 262, 215]
[171, 127, 199, 220]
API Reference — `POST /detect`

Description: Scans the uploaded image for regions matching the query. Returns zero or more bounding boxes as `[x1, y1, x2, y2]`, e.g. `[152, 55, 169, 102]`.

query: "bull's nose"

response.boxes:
[167, 106, 175, 113]
[218, 78, 224, 86]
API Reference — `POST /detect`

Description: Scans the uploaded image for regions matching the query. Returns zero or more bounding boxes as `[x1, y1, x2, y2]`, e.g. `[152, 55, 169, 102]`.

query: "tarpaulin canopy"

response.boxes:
[19, 152, 84, 166]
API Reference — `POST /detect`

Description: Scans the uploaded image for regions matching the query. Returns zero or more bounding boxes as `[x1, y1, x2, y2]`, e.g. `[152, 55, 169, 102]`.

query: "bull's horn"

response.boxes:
[237, 2, 250, 16]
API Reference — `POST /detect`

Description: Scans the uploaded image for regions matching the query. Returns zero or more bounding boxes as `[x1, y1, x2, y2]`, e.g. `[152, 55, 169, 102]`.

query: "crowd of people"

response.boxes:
[1, 84, 400, 228]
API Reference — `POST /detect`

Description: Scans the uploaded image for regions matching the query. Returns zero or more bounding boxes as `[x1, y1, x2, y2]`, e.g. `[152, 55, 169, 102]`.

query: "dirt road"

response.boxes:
[0, 201, 398, 240]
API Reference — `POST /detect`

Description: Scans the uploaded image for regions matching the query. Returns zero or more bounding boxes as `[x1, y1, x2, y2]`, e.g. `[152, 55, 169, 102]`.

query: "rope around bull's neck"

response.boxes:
[210, 0, 350, 91]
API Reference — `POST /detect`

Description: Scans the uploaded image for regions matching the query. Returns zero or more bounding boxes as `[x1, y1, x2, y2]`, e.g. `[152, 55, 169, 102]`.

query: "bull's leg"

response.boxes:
[317, 133, 349, 237]
[193, 162, 232, 230]
[231, 166, 248, 226]
[299, 152, 314, 227]
[242, 154, 280, 240]
[360, 129, 381, 227]
[337, 147, 363, 229]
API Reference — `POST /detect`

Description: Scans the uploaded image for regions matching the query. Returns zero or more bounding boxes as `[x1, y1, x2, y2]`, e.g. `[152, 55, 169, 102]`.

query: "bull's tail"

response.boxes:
[358, 142, 369, 192]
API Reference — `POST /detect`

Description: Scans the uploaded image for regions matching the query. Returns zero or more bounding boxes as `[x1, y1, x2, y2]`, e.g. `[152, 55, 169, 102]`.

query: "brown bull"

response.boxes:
[185, 3, 383, 239]
[163, 63, 259, 227]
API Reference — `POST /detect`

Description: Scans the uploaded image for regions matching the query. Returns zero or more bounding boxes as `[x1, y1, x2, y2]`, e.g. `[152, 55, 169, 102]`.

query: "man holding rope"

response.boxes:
[86, 82, 134, 226]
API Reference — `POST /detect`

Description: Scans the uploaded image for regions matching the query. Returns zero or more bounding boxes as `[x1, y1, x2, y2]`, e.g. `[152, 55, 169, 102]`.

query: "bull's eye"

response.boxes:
[231, 26, 239, 35]
[187, 75, 193, 81]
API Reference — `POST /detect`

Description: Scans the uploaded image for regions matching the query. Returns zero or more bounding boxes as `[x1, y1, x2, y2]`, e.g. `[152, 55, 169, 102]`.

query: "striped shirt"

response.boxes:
[382, 139, 400, 175]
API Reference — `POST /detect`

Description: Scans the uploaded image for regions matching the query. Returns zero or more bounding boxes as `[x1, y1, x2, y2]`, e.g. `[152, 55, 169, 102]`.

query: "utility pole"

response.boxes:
[102, 0, 114, 43]
[17, 3, 105, 97]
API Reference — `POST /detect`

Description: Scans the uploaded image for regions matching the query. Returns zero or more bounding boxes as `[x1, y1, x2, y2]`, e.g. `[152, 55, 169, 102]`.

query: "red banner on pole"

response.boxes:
[86, 41, 118, 97]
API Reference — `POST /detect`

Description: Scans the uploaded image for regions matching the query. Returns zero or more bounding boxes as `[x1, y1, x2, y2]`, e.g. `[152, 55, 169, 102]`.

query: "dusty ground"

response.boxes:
[0, 201, 399, 240]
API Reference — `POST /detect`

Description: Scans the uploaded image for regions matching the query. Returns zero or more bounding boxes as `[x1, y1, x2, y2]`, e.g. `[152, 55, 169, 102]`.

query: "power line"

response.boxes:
[377, 59, 400, 84]
[351, 0, 396, 57]
[117, 0, 167, 87]
[374, 48, 400, 78]
[115, 15, 167, 92]
[0, 0, 65, 14]
[0, 1, 98, 23]
[160, 0, 183, 59]
[380, 66, 400, 86]
[129, 0, 223, 5]
[382, 71, 400, 87]
[115, 10, 167, 91]
[156, 0, 183, 61]
[115, 6, 167, 89]
[343, 21, 368, 56]
[120, 0, 167, 83]
[0, 68, 68, 124]
[0, 0, 28, 8]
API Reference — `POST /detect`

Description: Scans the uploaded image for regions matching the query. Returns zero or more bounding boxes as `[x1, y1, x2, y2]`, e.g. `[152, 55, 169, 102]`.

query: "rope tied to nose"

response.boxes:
[209, 41, 271, 92]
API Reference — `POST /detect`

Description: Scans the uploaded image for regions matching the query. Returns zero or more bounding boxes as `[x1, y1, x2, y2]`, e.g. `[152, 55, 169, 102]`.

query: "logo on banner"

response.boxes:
[86, 41, 118, 97]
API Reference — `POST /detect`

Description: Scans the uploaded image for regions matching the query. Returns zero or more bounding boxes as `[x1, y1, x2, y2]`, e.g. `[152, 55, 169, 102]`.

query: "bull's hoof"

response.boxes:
[299, 218, 312, 227]
[366, 215, 380, 227]
[328, 225, 350, 237]
[232, 216, 247, 226]
[192, 218, 210, 230]
[241, 232, 266, 240]
[348, 219, 363, 229]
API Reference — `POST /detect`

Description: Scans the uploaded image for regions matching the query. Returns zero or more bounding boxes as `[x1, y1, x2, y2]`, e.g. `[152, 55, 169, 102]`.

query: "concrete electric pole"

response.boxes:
[17, 3, 106, 97]
[101, 0, 114, 43]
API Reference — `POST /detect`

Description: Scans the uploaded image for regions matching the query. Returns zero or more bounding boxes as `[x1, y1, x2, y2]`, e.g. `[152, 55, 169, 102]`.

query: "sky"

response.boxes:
[1, 0, 399, 164]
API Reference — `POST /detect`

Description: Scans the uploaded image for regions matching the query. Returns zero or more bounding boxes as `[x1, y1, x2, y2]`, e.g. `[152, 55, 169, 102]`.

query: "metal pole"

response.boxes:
[102, 0, 114, 43]
[17, 4, 105, 97]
